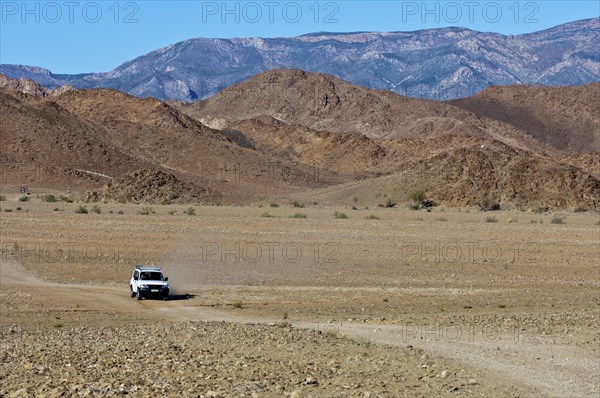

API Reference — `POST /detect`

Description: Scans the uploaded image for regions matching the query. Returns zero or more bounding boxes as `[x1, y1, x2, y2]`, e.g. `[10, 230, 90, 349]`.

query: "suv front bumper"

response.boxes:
[139, 286, 169, 298]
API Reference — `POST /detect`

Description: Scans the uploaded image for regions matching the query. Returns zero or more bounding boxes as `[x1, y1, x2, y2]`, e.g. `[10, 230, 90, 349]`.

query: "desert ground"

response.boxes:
[1, 193, 598, 397]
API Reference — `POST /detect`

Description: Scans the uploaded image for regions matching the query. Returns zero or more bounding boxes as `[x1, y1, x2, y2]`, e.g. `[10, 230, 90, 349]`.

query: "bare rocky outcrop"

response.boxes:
[86, 169, 211, 204]
[0, 73, 73, 97]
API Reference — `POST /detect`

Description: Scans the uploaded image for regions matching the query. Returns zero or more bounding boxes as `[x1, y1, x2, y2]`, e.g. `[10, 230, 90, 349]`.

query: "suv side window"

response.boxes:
[133, 270, 139, 280]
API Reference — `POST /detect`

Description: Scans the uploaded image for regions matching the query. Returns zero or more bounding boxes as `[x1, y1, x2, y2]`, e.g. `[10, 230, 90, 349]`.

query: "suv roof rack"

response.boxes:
[135, 265, 161, 271]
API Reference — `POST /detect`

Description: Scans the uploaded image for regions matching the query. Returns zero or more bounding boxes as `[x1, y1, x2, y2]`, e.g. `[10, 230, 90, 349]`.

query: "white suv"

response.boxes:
[130, 265, 170, 301]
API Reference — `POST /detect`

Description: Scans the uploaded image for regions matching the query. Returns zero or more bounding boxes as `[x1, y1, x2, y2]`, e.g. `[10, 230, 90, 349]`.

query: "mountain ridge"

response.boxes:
[1, 17, 598, 101]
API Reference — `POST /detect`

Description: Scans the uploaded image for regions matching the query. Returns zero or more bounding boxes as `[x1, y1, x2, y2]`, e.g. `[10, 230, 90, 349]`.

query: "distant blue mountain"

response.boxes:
[2, 17, 598, 101]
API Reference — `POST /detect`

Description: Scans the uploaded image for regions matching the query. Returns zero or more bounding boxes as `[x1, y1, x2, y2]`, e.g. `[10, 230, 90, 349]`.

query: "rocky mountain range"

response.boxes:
[1, 18, 598, 101]
[1, 71, 598, 209]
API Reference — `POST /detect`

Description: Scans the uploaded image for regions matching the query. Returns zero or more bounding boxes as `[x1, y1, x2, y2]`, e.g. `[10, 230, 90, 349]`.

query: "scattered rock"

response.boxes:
[304, 377, 318, 385]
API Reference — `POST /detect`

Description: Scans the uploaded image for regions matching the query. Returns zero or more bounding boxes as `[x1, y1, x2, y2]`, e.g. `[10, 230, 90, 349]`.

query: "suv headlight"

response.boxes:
[140, 284, 148, 289]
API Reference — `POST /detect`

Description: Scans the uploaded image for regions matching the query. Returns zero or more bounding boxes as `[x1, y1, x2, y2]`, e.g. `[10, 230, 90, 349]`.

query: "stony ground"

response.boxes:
[1, 321, 522, 398]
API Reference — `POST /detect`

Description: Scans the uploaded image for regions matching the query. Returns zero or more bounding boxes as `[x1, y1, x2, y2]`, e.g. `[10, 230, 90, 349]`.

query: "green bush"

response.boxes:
[408, 203, 420, 211]
[183, 207, 196, 216]
[292, 201, 305, 208]
[75, 206, 88, 214]
[485, 216, 497, 223]
[385, 198, 396, 208]
[261, 212, 275, 218]
[410, 191, 425, 203]
[0, 195, 5, 201]
[40, 194, 57, 203]
[270, 203, 279, 208]
[573, 207, 586, 213]
[291, 213, 307, 219]
[59, 195, 73, 203]
[18, 195, 29, 202]
[436, 217, 448, 222]
[4, 209, 12, 212]
[366, 215, 380, 220]
[91, 205, 101, 214]
[534, 206, 548, 214]
[334, 212, 348, 219]
[138, 207, 156, 215]
[479, 198, 500, 211]
[232, 301, 243, 309]
[117, 210, 124, 215]
[168, 210, 177, 215]
[551, 215, 566, 224]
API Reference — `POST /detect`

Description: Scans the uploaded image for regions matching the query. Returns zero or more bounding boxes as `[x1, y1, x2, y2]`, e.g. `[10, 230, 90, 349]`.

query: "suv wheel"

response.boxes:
[137, 290, 143, 300]
[130, 286, 136, 298]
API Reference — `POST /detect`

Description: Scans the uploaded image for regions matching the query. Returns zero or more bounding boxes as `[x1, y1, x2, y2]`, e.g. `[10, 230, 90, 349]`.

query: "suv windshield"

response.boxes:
[140, 271, 164, 281]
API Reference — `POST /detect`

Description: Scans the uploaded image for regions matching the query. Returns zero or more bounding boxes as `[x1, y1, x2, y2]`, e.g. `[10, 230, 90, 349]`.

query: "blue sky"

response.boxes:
[1, 1, 598, 73]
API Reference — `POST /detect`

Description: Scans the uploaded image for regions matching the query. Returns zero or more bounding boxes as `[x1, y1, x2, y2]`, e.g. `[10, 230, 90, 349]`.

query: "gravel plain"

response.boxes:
[1, 201, 598, 397]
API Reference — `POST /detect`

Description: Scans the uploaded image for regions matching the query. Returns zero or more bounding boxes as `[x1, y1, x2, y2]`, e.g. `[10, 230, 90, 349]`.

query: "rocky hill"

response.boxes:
[0, 89, 148, 188]
[1, 73, 597, 209]
[183, 69, 552, 154]
[297, 147, 600, 210]
[0, 78, 341, 201]
[179, 69, 599, 209]
[451, 83, 600, 153]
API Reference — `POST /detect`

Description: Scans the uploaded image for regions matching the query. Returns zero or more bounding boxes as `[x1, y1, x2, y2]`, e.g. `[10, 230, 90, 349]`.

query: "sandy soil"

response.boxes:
[1, 198, 599, 397]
